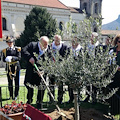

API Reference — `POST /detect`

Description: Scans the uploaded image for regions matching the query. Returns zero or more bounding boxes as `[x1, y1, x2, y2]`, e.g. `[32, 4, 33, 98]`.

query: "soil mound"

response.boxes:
[46, 107, 112, 120]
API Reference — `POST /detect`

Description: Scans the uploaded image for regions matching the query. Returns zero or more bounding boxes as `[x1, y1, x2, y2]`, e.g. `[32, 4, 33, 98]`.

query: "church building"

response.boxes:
[1, 0, 102, 38]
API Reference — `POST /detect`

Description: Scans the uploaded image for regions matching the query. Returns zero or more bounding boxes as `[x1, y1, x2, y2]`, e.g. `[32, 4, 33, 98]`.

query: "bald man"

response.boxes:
[22, 36, 51, 109]
[51, 34, 69, 104]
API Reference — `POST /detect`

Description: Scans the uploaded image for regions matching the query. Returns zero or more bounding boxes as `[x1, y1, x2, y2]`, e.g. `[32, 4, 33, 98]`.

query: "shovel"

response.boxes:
[34, 63, 67, 118]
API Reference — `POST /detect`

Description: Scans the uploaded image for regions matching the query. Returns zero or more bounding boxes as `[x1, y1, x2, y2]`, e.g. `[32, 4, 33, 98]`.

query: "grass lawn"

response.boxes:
[0, 85, 69, 107]
[0, 69, 26, 78]
[0, 85, 120, 119]
[0, 85, 110, 113]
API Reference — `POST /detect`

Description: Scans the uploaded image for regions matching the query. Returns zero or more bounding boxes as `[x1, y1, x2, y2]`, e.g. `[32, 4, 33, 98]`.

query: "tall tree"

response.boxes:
[15, 7, 57, 47]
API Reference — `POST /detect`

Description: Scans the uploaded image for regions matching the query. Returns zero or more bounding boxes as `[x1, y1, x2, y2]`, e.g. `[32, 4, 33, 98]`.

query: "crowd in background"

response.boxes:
[1, 33, 120, 114]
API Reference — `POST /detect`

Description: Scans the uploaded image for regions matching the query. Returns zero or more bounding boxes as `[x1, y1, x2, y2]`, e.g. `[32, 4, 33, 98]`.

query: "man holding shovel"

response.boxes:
[22, 36, 51, 109]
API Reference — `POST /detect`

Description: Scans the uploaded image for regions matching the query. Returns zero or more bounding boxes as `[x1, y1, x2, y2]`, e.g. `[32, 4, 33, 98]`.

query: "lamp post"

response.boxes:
[0, 0, 2, 41]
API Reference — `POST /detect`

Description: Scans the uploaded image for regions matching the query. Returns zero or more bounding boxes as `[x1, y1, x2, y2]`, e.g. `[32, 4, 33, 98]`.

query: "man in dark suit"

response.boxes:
[102, 35, 113, 52]
[50, 34, 69, 104]
[22, 36, 51, 109]
[2, 36, 21, 100]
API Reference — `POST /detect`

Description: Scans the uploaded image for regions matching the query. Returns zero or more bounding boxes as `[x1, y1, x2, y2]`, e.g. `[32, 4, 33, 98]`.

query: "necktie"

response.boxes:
[10, 47, 12, 51]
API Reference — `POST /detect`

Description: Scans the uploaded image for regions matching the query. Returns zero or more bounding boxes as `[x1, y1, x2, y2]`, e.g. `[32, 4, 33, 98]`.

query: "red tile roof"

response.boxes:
[68, 7, 83, 13]
[101, 30, 120, 36]
[2, 0, 69, 9]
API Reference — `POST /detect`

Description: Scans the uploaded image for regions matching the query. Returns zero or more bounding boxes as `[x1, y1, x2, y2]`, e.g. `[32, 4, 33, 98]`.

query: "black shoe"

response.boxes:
[49, 100, 57, 105]
[49, 99, 54, 103]
[83, 96, 89, 102]
[14, 97, 17, 101]
[67, 100, 73, 104]
[8, 96, 13, 100]
[58, 101, 63, 105]
[36, 102, 42, 109]
[26, 99, 33, 104]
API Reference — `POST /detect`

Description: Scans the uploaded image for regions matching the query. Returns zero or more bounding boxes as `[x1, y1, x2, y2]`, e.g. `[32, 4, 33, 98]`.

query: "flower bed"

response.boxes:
[0, 101, 27, 120]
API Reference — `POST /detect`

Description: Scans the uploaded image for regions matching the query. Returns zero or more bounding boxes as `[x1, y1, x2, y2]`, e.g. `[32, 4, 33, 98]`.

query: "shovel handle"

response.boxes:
[34, 63, 66, 117]
[34, 63, 39, 72]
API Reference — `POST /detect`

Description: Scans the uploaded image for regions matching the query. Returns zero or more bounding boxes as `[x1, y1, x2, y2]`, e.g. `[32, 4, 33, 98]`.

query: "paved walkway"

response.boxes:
[0, 68, 25, 85]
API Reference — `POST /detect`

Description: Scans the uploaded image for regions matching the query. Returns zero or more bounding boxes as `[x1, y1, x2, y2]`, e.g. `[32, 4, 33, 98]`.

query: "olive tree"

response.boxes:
[35, 16, 117, 119]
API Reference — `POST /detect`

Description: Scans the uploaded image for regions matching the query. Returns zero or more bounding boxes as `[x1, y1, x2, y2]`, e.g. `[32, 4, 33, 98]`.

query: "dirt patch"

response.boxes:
[45, 107, 112, 120]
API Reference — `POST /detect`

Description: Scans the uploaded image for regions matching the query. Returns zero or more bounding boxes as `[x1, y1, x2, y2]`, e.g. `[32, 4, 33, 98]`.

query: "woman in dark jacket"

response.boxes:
[105, 34, 120, 115]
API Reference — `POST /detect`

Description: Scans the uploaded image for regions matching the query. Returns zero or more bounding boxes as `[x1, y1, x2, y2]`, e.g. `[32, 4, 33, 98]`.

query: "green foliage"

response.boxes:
[15, 7, 57, 47]
[35, 16, 118, 101]
[1, 86, 69, 106]
[37, 45, 117, 92]
[116, 27, 118, 30]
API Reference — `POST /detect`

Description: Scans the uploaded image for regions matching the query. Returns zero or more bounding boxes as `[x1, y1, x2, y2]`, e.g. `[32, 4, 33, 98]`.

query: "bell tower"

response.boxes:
[80, 0, 103, 32]
[80, 0, 102, 18]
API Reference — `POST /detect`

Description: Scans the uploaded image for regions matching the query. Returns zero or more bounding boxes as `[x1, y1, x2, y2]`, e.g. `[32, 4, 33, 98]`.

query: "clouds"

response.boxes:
[59, 0, 120, 25]
[59, 0, 79, 7]
[102, 0, 120, 24]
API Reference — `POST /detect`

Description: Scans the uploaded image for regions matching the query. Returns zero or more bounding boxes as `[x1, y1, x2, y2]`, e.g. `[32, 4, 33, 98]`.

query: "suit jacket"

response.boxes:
[59, 44, 68, 57]
[51, 43, 69, 61]
[2, 46, 21, 72]
[22, 42, 51, 86]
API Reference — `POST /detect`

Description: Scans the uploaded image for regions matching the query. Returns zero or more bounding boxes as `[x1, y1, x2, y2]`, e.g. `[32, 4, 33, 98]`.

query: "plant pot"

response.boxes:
[8, 112, 23, 120]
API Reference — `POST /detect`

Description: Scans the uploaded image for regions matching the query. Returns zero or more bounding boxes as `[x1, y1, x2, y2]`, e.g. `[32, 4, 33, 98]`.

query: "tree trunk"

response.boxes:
[74, 90, 80, 120]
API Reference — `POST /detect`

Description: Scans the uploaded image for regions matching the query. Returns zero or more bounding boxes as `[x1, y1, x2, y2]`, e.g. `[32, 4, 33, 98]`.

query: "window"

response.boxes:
[94, 3, 98, 14]
[59, 21, 63, 31]
[83, 2, 87, 13]
[2, 18, 7, 30]
[94, 27, 97, 32]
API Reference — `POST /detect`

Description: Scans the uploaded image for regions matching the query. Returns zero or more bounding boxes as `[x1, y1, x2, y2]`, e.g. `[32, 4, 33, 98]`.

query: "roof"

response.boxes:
[2, 0, 69, 10]
[101, 30, 120, 36]
[68, 7, 83, 13]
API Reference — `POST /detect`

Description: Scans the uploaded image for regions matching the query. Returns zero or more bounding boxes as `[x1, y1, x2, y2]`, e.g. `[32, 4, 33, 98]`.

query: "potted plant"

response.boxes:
[0, 101, 27, 120]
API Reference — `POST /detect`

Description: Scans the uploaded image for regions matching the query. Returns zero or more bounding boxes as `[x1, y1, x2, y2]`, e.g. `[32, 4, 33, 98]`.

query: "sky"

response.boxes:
[59, 0, 120, 25]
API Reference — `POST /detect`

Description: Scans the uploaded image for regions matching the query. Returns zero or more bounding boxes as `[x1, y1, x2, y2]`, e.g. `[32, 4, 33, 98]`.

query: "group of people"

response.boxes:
[2, 34, 82, 109]
[1, 33, 120, 112]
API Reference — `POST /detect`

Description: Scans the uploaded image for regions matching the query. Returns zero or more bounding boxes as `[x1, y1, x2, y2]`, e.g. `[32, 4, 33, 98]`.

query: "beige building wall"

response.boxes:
[1, 2, 85, 38]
